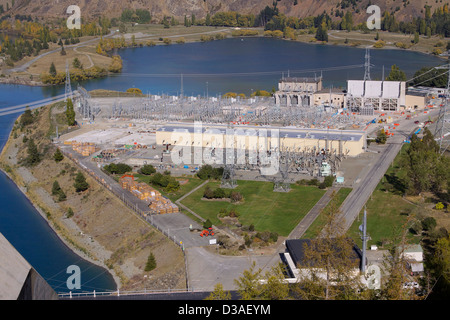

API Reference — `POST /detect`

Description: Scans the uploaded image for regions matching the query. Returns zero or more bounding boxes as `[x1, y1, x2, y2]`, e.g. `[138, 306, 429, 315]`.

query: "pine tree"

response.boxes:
[25, 138, 40, 166]
[20, 108, 34, 127]
[74, 172, 89, 192]
[49, 62, 56, 76]
[54, 148, 64, 162]
[315, 21, 328, 42]
[145, 252, 157, 271]
[52, 180, 66, 201]
[413, 32, 419, 44]
[52, 180, 61, 196]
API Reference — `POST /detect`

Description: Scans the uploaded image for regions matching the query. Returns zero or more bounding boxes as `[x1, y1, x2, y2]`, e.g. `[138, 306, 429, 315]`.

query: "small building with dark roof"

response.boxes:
[282, 238, 364, 281]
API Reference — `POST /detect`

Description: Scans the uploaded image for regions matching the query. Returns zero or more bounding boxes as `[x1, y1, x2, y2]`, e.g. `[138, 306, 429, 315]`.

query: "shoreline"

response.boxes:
[0, 166, 121, 293]
[1, 32, 446, 88]
[0, 120, 121, 292]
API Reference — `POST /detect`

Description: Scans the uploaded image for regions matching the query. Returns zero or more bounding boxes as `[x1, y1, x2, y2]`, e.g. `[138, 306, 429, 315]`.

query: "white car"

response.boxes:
[402, 282, 419, 289]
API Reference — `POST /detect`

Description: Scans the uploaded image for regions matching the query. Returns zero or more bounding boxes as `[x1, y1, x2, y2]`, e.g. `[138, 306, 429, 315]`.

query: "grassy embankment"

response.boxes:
[348, 144, 450, 249]
[180, 179, 326, 237]
[0, 102, 186, 291]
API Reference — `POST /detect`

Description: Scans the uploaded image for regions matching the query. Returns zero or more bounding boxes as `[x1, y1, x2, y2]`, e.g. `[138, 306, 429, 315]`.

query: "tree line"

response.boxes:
[195, 3, 450, 42]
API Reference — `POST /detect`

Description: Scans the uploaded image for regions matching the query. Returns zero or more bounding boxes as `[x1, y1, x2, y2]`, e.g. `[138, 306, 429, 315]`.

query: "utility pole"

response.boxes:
[65, 60, 72, 106]
[434, 62, 450, 154]
[360, 207, 369, 273]
[180, 73, 184, 99]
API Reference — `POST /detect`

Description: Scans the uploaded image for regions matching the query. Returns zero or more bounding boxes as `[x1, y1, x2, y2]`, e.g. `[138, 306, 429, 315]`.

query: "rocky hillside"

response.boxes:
[2, 0, 441, 22]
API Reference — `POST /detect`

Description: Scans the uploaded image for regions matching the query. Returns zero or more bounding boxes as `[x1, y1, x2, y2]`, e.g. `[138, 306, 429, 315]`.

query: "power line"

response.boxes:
[406, 63, 449, 84]
[104, 64, 365, 79]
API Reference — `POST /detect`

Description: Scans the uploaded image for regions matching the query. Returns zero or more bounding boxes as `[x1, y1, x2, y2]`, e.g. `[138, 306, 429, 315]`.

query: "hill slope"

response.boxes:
[2, 0, 441, 22]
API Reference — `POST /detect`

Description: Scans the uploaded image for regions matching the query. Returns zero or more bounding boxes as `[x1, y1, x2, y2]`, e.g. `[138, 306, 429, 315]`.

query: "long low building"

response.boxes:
[156, 123, 366, 157]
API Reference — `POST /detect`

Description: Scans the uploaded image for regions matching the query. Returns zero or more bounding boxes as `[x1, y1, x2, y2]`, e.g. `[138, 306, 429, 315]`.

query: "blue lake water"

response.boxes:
[0, 37, 444, 294]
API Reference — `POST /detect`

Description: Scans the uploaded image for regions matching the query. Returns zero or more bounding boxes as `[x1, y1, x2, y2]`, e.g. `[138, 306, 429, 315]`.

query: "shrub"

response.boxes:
[126, 87, 142, 95]
[255, 231, 271, 242]
[20, 109, 34, 127]
[373, 40, 386, 48]
[213, 188, 226, 199]
[230, 191, 243, 203]
[376, 129, 387, 144]
[139, 164, 156, 175]
[200, 35, 214, 42]
[203, 186, 215, 199]
[231, 29, 259, 37]
[218, 208, 228, 217]
[197, 165, 223, 180]
[228, 208, 240, 218]
[66, 207, 74, 218]
[432, 48, 443, 55]
[244, 233, 252, 247]
[103, 163, 132, 175]
[435, 202, 445, 210]
[323, 175, 334, 188]
[422, 217, 437, 231]
[203, 219, 213, 229]
[270, 232, 278, 242]
[145, 252, 157, 271]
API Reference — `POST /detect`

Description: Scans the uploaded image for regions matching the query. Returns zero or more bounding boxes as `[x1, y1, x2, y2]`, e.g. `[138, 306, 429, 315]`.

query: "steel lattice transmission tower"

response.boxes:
[77, 85, 92, 120]
[363, 48, 371, 81]
[434, 62, 450, 154]
[65, 60, 73, 105]
[273, 150, 291, 192]
[221, 164, 237, 189]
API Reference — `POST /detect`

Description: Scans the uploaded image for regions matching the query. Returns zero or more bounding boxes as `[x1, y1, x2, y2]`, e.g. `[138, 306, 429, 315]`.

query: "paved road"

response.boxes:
[338, 108, 440, 232]
[185, 246, 276, 291]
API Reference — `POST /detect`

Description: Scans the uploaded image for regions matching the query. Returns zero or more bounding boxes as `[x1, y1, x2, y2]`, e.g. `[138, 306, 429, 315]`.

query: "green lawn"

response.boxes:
[348, 144, 421, 248]
[180, 180, 326, 237]
[348, 189, 421, 249]
[301, 187, 353, 239]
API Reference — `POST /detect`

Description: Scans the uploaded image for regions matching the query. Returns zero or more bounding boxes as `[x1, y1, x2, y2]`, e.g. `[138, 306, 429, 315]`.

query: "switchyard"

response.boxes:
[63, 50, 441, 188]
[61, 91, 374, 189]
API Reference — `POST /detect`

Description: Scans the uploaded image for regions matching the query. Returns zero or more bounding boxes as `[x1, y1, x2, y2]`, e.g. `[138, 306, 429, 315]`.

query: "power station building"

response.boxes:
[274, 77, 323, 107]
[156, 123, 366, 158]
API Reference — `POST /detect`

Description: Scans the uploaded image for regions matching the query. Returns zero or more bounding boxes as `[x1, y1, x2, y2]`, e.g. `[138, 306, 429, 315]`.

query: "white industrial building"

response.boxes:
[346, 80, 406, 112]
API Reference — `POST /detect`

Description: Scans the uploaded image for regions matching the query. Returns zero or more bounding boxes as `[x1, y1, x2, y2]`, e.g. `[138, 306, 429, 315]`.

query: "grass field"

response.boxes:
[180, 180, 326, 237]
[301, 187, 353, 239]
